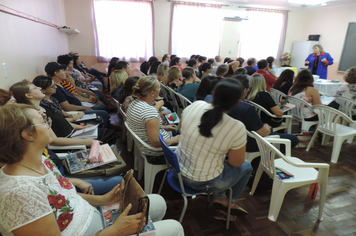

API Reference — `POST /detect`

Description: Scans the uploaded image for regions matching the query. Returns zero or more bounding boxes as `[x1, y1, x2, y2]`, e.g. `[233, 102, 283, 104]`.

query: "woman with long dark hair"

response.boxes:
[198, 62, 212, 80]
[266, 56, 275, 69]
[176, 78, 252, 221]
[169, 57, 183, 70]
[178, 67, 200, 102]
[273, 69, 294, 94]
[288, 69, 322, 121]
[195, 76, 218, 102]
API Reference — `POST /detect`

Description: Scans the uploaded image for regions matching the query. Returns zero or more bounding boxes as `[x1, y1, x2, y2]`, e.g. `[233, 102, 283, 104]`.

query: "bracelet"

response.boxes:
[95, 230, 102, 236]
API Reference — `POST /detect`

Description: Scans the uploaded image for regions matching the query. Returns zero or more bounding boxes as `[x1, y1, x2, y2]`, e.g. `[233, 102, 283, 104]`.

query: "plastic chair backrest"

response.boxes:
[245, 100, 274, 118]
[312, 105, 353, 135]
[269, 88, 287, 104]
[124, 121, 161, 151]
[175, 92, 192, 109]
[286, 96, 313, 122]
[251, 131, 279, 179]
[136, 66, 147, 77]
[159, 134, 181, 175]
[160, 83, 169, 101]
[334, 96, 356, 119]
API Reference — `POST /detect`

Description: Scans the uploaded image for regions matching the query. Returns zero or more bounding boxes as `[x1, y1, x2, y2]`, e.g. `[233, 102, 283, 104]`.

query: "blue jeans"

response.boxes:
[181, 161, 252, 203]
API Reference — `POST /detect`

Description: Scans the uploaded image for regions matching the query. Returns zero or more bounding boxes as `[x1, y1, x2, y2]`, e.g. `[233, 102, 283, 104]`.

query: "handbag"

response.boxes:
[119, 169, 149, 236]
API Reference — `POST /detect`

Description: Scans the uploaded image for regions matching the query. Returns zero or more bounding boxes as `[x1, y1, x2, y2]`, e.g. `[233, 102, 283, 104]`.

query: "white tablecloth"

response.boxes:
[313, 80, 346, 96]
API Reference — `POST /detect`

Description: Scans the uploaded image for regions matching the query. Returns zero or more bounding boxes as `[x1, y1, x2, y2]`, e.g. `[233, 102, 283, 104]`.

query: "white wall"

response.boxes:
[0, 0, 69, 89]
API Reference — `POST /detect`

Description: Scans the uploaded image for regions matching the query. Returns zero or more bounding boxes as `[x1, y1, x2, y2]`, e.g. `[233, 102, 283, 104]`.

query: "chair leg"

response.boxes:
[268, 181, 286, 222]
[179, 195, 188, 223]
[144, 161, 153, 194]
[306, 130, 319, 151]
[318, 170, 328, 221]
[121, 124, 127, 142]
[158, 169, 168, 195]
[321, 134, 330, 146]
[138, 154, 144, 181]
[330, 136, 344, 163]
[250, 164, 264, 195]
[226, 187, 232, 230]
[127, 132, 133, 152]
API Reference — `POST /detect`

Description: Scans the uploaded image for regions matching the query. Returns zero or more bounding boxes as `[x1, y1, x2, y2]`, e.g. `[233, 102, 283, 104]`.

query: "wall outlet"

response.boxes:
[229, 50, 232, 54]
[2, 63, 8, 78]
[160, 50, 164, 54]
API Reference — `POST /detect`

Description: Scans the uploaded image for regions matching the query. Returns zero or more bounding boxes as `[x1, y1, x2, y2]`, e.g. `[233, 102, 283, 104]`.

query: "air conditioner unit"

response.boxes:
[223, 9, 248, 21]
[223, 16, 248, 21]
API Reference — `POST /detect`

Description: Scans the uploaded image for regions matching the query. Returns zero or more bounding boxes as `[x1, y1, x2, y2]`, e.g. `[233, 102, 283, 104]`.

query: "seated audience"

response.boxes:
[195, 76, 218, 103]
[126, 77, 179, 164]
[273, 69, 294, 95]
[198, 56, 207, 65]
[267, 56, 276, 69]
[169, 57, 183, 71]
[186, 59, 200, 78]
[244, 58, 257, 76]
[225, 60, 240, 77]
[0, 104, 183, 236]
[167, 66, 182, 91]
[233, 67, 248, 76]
[146, 57, 159, 75]
[157, 64, 169, 84]
[0, 89, 16, 106]
[44, 62, 109, 127]
[254, 59, 277, 91]
[215, 55, 222, 66]
[236, 57, 245, 67]
[110, 70, 128, 101]
[208, 58, 218, 76]
[71, 52, 106, 85]
[288, 69, 322, 121]
[162, 54, 170, 66]
[119, 76, 140, 112]
[149, 61, 161, 76]
[176, 79, 252, 221]
[228, 75, 299, 153]
[114, 61, 131, 76]
[107, 57, 119, 78]
[247, 74, 284, 128]
[335, 67, 356, 118]
[223, 57, 231, 64]
[215, 64, 229, 81]
[178, 67, 200, 102]
[199, 62, 212, 80]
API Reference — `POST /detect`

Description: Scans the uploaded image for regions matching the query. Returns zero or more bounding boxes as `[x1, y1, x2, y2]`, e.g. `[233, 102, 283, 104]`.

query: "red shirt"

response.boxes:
[254, 69, 276, 91]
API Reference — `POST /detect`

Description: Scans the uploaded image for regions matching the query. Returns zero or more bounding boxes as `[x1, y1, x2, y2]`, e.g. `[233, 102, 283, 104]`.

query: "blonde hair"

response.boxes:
[344, 67, 356, 84]
[157, 64, 168, 81]
[167, 66, 181, 83]
[110, 70, 128, 94]
[313, 44, 324, 53]
[133, 76, 158, 97]
[247, 74, 266, 101]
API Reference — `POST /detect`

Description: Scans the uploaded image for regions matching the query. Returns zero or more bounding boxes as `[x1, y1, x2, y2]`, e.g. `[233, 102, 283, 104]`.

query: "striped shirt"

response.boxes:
[176, 101, 246, 181]
[60, 79, 76, 94]
[126, 100, 170, 156]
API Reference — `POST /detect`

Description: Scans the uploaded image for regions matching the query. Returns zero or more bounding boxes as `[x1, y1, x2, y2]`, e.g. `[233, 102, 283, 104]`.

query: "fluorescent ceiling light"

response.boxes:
[288, 0, 328, 5]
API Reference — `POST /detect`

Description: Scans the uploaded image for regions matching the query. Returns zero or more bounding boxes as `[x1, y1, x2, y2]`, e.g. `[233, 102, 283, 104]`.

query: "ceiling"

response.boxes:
[172, 0, 356, 10]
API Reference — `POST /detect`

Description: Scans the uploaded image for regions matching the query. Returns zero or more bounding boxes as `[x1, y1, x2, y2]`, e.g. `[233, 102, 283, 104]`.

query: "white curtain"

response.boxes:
[171, 3, 223, 58]
[93, 0, 153, 62]
[239, 11, 285, 61]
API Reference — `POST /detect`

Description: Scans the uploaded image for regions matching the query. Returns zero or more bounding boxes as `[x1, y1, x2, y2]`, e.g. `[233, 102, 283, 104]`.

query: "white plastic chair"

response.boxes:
[250, 131, 329, 222]
[160, 83, 179, 113]
[174, 91, 192, 115]
[112, 98, 133, 152]
[306, 105, 356, 163]
[269, 88, 287, 105]
[334, 96, 356, 143]
[245, 100, 292, 134]
[125, 122, 178, 194]
[286, 96, 319, 134]
[245, 131, 284, 162]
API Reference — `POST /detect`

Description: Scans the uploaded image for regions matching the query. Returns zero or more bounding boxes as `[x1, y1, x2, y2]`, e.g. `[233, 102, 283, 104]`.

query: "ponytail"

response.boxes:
[199, 105, 223, 138]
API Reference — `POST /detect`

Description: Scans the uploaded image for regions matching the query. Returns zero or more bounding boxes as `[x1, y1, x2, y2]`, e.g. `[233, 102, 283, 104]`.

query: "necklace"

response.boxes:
[18, 163, 46, 175]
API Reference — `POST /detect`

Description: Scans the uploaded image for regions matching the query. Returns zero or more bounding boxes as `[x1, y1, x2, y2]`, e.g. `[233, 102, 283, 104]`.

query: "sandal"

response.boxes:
[214, 210, 237, 222]
[213, 202, 248, 216]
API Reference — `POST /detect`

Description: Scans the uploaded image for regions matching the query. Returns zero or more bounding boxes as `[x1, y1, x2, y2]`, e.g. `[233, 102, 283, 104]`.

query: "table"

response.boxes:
[320, 96, 335, 105]
[313, 80, 346, 97]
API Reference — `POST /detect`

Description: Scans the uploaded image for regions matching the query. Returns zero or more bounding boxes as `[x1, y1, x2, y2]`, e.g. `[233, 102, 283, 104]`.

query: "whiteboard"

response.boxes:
[338, 22, 356, 72]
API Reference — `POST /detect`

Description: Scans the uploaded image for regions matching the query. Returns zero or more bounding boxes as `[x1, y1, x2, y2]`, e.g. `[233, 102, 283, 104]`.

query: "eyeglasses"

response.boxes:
[28, 86, 41, 92]
[32, 117, 52, 128]
[49, 84, 57, 89]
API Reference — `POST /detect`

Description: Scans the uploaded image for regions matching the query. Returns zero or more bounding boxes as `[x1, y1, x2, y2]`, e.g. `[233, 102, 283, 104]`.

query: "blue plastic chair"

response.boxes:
[158, 134, 232, 229]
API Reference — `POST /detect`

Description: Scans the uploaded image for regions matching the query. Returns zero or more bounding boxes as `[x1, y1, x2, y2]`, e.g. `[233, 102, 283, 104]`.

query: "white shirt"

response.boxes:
[176, 101, 246, 181]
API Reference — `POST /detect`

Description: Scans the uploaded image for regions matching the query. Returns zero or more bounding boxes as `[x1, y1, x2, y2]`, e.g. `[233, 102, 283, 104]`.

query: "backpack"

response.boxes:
[247, 156, 273, 192]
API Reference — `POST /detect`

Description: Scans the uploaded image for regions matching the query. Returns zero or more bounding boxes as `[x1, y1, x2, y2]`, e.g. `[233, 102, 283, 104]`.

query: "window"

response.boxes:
[239, 11, 285, 61]
[171, 3, 223, 58]
[93, 0, 153, 62]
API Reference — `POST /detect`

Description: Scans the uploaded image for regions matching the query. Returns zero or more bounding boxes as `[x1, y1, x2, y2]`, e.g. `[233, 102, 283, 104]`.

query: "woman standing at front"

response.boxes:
[305, 44, 333, 80]
[176, 79, 253, 221]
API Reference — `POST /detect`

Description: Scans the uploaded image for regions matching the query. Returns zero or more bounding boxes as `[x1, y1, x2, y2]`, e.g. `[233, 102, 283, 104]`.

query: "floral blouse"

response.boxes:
[0, 156, 95, 236]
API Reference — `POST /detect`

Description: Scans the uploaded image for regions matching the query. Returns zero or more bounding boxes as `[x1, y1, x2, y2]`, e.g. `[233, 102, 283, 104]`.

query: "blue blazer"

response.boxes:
[305, 51, 333, 79]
